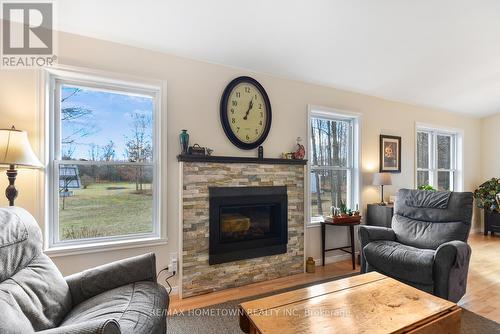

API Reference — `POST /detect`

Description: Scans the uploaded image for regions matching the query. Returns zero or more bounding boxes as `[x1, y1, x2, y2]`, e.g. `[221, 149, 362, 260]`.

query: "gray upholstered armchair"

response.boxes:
[359, 189, 473, 302]
[0, 207, 169, 334]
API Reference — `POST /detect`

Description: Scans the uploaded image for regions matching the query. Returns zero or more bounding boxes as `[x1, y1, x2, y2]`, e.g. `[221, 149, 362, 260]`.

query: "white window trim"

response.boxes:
[41, 65, 167, 256]
[415, 122, 463, 192]
[306, 105, 361, 227]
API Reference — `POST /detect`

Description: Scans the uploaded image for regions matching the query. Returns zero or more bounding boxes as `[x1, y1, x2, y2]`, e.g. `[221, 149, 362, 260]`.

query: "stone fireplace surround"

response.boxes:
[179, 155, 306, 298]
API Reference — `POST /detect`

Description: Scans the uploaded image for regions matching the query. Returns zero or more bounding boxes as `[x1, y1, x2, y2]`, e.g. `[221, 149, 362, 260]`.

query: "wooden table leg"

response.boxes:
[239, 307, 250, 333]
[321, 222, 326, 266]
[349, 225, 355, 270]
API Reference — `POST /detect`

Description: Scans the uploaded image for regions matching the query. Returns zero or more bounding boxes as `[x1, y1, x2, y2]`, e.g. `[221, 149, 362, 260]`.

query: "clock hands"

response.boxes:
[243, 98, 253, 120]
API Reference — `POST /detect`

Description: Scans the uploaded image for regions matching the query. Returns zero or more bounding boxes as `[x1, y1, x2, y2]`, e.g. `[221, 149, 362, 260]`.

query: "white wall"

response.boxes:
[0, 31, 484, 289]
[481, 112, 500, 180]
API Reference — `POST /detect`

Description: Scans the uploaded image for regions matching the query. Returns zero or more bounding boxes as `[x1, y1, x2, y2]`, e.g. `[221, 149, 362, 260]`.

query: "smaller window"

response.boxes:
[416, 127, 460, 191]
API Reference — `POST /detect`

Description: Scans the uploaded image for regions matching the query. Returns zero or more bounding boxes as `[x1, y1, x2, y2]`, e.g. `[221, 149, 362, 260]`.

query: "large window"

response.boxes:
[309, 109, 359, 223]
[416, 127, 460, 191]
[46, 69, 163, 249]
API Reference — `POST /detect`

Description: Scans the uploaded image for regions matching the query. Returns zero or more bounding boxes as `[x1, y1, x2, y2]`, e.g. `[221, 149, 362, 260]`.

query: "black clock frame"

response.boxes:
[220, 76, 272, 150]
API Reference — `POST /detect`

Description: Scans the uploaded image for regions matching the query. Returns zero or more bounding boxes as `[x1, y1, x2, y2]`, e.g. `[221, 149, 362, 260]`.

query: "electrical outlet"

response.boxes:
[168, 252, 178, 273]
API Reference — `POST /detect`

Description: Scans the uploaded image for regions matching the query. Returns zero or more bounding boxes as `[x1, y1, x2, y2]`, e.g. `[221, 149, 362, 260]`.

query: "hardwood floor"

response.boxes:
[170, 232, 500, 323]
[458, 233, 500, 323]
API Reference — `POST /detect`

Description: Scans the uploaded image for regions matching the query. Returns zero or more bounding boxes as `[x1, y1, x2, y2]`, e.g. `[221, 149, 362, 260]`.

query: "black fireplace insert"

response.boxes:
[209, 186, 288, 265]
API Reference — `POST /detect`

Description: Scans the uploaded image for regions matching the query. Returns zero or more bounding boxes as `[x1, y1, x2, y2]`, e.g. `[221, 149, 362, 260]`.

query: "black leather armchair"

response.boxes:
[0, 207, 168, 334]
[359, 189, 473, 302]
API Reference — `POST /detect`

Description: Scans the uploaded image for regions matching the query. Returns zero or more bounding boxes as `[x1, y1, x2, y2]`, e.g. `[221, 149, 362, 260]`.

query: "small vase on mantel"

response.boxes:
[179, 129, 189, 155]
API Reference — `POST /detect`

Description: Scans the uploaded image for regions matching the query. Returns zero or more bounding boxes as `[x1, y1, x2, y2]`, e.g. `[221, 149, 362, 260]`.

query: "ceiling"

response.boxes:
[54, 0, 500, 117]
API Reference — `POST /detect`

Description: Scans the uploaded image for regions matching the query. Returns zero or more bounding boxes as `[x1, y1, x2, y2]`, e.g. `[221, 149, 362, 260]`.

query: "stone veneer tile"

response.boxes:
[181, 162, 305, 297]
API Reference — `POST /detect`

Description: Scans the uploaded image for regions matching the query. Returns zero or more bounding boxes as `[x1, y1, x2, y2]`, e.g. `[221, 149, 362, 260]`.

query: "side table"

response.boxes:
[321, 216, 361, 270]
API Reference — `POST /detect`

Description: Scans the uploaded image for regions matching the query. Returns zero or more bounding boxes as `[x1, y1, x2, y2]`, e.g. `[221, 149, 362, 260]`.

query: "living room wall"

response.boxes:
[481, 112, 500, 180]
[0, 31, 484, 289]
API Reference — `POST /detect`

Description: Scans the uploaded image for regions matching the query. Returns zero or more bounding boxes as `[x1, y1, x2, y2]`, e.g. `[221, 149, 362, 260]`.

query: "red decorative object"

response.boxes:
[293, 137, 305, 160]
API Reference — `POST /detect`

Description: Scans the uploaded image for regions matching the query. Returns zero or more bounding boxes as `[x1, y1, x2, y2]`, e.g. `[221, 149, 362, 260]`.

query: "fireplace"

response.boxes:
[209, 186, 288, 265]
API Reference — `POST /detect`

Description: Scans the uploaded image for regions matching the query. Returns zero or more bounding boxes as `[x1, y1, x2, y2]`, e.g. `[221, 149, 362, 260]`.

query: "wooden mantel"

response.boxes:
[177, 154, 307, 165]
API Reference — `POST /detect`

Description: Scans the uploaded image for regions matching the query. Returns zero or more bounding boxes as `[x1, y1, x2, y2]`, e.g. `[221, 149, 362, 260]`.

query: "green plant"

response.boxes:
[339, 200, 348, 214]
[418, 184, 436, 191]
[473, 178, 500, 213]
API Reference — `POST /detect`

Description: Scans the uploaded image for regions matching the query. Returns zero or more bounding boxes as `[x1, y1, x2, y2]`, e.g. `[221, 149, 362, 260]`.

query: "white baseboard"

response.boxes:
[470, 227, 482, 234]
[314, 251, 359, 266]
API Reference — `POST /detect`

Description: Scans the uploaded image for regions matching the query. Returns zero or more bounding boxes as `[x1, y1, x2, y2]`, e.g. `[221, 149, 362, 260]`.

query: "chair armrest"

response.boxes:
[433, 240, 472, 302]
[358, 225, 396, 273]
[66, 253, 157, 306]
[358, 225, 395, 248]
[36, 319, 120, 334]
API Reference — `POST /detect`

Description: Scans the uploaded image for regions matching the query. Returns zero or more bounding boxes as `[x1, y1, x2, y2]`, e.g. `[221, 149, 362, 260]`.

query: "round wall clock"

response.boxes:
[220, 76, 272, 150]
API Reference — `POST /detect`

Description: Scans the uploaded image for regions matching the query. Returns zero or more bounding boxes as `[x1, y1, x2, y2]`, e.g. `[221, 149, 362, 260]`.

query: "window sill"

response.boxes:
[44, 236, 168, 258]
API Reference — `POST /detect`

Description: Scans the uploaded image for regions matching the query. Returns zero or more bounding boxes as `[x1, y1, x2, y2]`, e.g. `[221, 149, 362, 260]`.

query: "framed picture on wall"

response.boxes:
[379, 135, 401, 173]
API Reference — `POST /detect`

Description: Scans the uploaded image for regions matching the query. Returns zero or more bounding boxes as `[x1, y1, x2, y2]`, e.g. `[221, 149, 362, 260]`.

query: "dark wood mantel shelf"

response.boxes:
[177, 154, 307, 165]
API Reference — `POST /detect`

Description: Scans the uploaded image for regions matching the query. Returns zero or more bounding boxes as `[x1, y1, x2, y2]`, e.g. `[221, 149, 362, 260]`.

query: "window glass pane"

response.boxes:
[437, 171, 453, 191]
[58, 164, 154, 241]
[61, 85, 153, 162]
[417, 132, 429, 169]
[417, 171, 430, 187]
[437, 135, 451, 169]
[310, 169, 347, 218]
[310, 117, 350, 167]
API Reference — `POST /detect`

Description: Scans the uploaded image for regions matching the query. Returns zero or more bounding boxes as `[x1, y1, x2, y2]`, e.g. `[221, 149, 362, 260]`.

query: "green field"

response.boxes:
[59, 182, 153, 240]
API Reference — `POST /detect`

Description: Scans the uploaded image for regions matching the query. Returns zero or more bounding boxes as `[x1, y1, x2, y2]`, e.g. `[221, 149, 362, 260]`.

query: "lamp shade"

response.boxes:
[0, 127, 42, 168]
[373, 172, 392, 186]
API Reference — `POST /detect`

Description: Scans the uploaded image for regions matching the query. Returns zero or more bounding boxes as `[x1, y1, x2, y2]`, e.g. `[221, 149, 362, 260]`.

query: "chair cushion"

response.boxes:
[392, 215, 470, 250]
[395, 189, 473, 226]
[0, 208, 72, 333]
[363, 240, 435, 285]
[61, 281, 168, 334]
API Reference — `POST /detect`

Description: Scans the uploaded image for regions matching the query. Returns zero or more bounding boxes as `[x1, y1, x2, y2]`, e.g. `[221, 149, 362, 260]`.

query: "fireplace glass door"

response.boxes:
[220, 204, 275, 242]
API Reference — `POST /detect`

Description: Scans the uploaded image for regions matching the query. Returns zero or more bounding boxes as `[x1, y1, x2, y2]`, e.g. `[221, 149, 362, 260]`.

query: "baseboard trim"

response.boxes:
[315, 251, 359, 266]
[471, 227, 482, 234]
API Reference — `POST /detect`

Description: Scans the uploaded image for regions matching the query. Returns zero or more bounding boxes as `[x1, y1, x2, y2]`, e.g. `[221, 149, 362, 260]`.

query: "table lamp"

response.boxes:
[373, 172, 392, 205]
[0, 126, 43, 206]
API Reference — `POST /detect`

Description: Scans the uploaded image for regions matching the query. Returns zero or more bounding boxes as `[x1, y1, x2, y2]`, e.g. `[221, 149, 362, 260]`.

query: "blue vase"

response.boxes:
[180, 130, 189, 154]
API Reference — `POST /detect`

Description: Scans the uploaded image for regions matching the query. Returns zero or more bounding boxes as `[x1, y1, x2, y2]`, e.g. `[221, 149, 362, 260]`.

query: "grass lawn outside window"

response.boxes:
[59, 182, 153, 241]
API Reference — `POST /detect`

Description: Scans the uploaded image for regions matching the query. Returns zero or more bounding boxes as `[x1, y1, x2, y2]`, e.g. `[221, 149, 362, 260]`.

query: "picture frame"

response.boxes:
[379, 135, 401, 173]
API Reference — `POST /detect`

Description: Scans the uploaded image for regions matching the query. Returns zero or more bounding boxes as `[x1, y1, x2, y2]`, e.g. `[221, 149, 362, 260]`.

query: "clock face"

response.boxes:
[220, 77, 272, 150]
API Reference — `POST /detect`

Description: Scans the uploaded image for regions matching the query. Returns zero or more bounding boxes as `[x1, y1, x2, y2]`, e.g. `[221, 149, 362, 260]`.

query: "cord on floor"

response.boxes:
[157, 268, 176, 295]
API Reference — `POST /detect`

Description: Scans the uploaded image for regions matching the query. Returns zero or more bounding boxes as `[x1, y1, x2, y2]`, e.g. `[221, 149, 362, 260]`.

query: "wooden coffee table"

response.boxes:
[239, 272, 461, 334]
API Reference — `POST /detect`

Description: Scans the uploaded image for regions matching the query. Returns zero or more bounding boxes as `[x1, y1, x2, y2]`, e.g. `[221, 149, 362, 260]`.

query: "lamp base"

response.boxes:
[5, 164, 18, 206]
[379, 185, 385, 205]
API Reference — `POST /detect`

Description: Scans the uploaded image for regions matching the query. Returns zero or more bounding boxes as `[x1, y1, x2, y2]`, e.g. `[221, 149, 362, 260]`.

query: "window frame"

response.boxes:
[307, 106, 361, 225]
[415, 124, 462, 192]
[43, 66, 166, 253]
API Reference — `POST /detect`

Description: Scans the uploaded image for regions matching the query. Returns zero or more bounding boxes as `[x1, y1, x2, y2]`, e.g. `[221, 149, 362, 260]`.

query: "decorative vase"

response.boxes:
[306, 257, 316, 273]
[179, 130, 189, 155]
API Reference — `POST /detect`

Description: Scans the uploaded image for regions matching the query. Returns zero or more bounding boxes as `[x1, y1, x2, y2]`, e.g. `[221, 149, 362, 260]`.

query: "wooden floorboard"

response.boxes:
[458, 232, 500, 323]
[169, 232, 500, 323]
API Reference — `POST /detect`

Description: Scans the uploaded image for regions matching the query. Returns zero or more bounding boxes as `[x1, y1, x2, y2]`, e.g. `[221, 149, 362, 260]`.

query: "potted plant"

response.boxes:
[473, 178, 500, 235]
[418, 184, 436, 191]
[339, 200, 349, 217]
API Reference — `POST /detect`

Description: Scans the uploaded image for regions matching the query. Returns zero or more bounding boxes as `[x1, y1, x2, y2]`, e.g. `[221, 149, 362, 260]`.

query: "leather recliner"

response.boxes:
[359, 188, 473, 302]
[0, 207, 169, 333]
